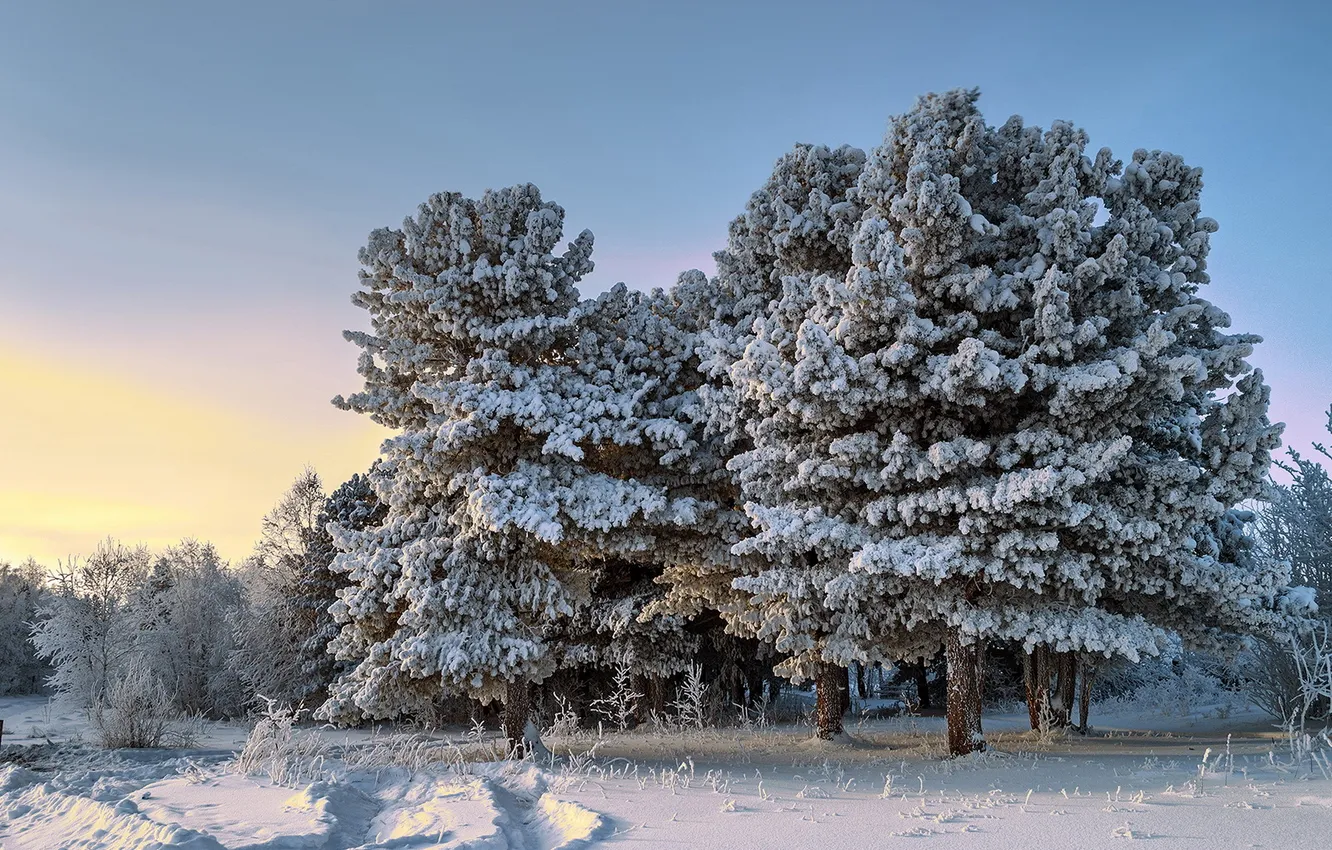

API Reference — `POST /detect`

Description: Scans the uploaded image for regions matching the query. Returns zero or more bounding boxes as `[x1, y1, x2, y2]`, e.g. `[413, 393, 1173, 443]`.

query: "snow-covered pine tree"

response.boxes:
[292, 468, 387, 703]
[727, 89, 1307, 755]
[561, 282, 720, 695]
[658, 144, 868, 737]
[684, 143, 866, 462]
[322, 186, 703, 751]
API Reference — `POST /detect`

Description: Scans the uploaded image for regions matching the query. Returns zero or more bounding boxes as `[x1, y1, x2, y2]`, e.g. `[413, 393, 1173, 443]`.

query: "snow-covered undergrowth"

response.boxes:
[1103, 660, 1245, 721]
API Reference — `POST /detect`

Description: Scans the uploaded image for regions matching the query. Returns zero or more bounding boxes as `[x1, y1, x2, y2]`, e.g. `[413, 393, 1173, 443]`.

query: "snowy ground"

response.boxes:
[4, 694, 1332, 849]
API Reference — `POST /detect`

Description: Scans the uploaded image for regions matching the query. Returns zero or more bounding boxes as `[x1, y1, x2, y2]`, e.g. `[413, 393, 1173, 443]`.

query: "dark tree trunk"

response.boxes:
[1025, 646, 1053, 730]
[633, 674, 649, 723]
[1053, 652, 1077, 728]
[1025, 647, 1088, 731]
[1023, 650, 1040, 730]
[915, 661, 932, 710]
[837, 665, 852, 717]
[814, 662, 846, 740]
[1078, 655, 1095, 733]
[634, 674, 667, 723]
[745, 665, 767, 709]
[503, 680, 531, 757]
[945, 630, 985, 756]
[649, 674, 667, 716]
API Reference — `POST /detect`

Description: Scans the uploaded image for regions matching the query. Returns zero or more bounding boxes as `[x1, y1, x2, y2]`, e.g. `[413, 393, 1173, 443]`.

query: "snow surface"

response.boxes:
[5, 694, 1332, 849]
[135, 775, 338, 849]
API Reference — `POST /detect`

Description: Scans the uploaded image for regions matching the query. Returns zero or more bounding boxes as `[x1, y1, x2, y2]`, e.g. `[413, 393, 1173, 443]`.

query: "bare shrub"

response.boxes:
[91, 660, 190, 749]
[590, 661, 642, 733]
[672, 663, 707, 731]
[1243, 638, 1310, 721]
[544, 693, 582, 739]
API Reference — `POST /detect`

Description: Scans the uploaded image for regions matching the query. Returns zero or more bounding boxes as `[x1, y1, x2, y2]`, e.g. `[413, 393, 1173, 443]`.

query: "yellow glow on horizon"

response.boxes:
[0, 342, 388, 567]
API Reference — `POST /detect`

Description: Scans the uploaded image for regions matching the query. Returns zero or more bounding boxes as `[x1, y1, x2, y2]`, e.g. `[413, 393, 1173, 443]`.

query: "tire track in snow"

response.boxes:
[349, 768, 606, 850]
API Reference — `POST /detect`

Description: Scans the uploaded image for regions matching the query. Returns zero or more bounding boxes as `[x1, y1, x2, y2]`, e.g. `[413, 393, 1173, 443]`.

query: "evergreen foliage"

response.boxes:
[322, 186, 706, 723]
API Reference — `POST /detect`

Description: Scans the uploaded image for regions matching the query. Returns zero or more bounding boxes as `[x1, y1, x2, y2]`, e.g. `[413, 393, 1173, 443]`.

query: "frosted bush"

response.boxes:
[231, 698, 329, 786]
[1242, 637, 1317, 721]
[590, 661, 643, 733]
[672, 663, 708, 731]
[1109, 656, 1237, 719]
[91, 660, 194, 749]
[544, 693, 582, 739]
[1287, 626, 1332, 727]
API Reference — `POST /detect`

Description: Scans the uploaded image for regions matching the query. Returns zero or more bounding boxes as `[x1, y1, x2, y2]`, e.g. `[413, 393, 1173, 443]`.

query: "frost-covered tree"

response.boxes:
[31, 539, 151, 711]
[556, 559, 699, 704]
[0, 559, 50, 695]
[30, 538, 244, 719]
[1261, 405, 1332, 600]
[658, 144, 868, 737]
[143, 540, 245, 717]
[255, 466, 326, 571]
[323, 185, 704, 751]
[230, 468, 328, 707]
[719, 89, 1305, 754]
[292, 469, 387, 703]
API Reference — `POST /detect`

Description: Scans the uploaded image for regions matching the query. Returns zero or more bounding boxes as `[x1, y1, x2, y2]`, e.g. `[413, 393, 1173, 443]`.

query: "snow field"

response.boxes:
[6, 692, 1332, 850]
[1, 761, 605, 850]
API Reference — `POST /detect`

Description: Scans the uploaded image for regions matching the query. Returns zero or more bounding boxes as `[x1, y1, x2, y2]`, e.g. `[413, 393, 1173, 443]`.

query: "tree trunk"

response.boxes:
[1025, 646, 1052, 730]
[634, 674, 667, 723]
[745, 665, 766, 709]
[1023, 650, 1040, 730]
[837, 665, 853, 717]
[915, 661, 932, 710]
[1078, 656, 1095, 733]
[814, 662, 846, 740]
[1053, 652, 1076, 728]
[945, 630, 985, 756]
[503, 680, 531, 757]
[649, 674, 667, 716]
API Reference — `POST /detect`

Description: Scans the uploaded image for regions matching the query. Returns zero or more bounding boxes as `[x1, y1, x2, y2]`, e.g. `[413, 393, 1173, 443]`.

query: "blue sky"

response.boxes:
[1, 0, 1328, 563]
